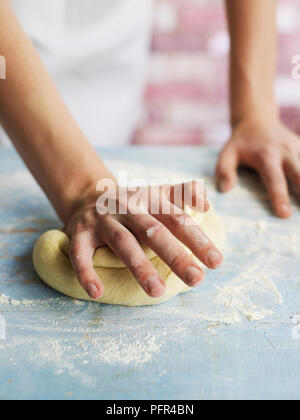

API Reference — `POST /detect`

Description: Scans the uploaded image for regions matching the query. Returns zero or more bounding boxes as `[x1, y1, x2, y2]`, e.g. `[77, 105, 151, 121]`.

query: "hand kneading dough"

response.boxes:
[33, 206, 225, 306]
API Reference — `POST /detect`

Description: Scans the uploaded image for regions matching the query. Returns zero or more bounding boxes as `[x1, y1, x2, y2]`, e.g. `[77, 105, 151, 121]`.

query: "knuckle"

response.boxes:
[128, 255, 145, 271]
[256, 147, 277, 163]
[260, 167, 281, 183]
[75, 266, 90, 281]
[133, 262, 151, 279]
[132, 262, 145, 274]
[111, 229, 129, 248]
[145, 222, 163, 239]
[168, 214, 187, 229]
[169, 253, 185, 269]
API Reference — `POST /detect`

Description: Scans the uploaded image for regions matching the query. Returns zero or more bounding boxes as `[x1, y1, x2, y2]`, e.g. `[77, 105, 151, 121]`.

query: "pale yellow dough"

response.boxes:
[33, 206, 225, 306]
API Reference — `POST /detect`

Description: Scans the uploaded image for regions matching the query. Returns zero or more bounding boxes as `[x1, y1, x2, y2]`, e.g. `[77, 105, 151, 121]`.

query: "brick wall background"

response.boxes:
[134, 0, 300, 146]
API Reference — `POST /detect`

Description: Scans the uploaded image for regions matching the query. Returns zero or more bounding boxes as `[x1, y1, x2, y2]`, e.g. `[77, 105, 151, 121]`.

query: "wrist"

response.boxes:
[229, 66, 278, 128]
[230, 98, 279, 129]
[60, 171, 117, 225]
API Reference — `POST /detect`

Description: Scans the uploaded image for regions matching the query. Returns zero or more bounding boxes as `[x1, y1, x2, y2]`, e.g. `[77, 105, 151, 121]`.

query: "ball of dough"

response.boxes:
[33, 206, 225, 306]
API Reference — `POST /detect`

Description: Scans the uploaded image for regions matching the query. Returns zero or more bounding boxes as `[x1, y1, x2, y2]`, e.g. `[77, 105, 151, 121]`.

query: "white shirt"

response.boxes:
[2, 0, 153, 146]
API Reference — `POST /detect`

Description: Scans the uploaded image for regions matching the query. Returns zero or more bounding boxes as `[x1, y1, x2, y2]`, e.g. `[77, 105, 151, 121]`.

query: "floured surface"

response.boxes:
[0, 147, 300, 400]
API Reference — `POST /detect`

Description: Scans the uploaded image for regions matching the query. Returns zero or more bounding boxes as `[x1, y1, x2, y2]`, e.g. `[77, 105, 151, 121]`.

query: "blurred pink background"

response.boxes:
[134, 0, 300, 146]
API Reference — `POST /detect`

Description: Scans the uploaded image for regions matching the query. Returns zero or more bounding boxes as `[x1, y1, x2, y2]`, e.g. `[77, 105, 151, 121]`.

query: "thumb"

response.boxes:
[216, 144, 239, 193]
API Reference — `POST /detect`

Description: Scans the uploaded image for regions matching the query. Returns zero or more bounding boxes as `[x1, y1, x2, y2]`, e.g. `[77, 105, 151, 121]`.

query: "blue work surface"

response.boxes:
[0, 146, 299, 400]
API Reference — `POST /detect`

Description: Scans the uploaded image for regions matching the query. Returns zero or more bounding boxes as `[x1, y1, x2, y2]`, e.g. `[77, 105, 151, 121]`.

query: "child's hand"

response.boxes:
[216, 116, 300, 219]
[65, 181, 223, 300]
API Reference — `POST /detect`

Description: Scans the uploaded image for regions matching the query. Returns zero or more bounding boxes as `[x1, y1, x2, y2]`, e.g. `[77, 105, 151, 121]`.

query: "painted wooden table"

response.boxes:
[0, 146, 299, 400]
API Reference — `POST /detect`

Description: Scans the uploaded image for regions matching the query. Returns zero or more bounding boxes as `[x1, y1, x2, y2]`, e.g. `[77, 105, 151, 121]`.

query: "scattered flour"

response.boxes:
[85, 333, 161, 366]
[0, 294, 20, 306]
[146, 226, 157, 239]
[0, 255, 283, 328]
[1, 159, 296, 378]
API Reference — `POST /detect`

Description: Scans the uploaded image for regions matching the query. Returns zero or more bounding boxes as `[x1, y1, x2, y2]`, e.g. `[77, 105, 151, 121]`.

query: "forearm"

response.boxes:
[225, 0, 278, 126]
[0, 0, 114, 223]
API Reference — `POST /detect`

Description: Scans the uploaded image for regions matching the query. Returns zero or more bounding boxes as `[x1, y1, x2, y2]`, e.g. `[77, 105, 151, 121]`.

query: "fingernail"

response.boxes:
[280, 204, 291, 218]
[207, 249, 223, 268]
[184, 266, 204, 287]
[219, 179, 228, 192]
[147, 277, 165, 297]
[149, 285, 165, 298]
[87, 283, 100, 299]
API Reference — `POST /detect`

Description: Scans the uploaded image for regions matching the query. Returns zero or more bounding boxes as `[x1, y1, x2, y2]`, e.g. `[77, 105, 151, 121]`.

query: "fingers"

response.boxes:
[183, 180, 210, 212]
[257, 158, 291, 219]
[122, 213, 206, 288]
[70, 231, 104, 299]
[102, 220, 166, 298]
[157, 203, 223, 270]
[216, 144, 239, 192]
[167, 181, 210, 213]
